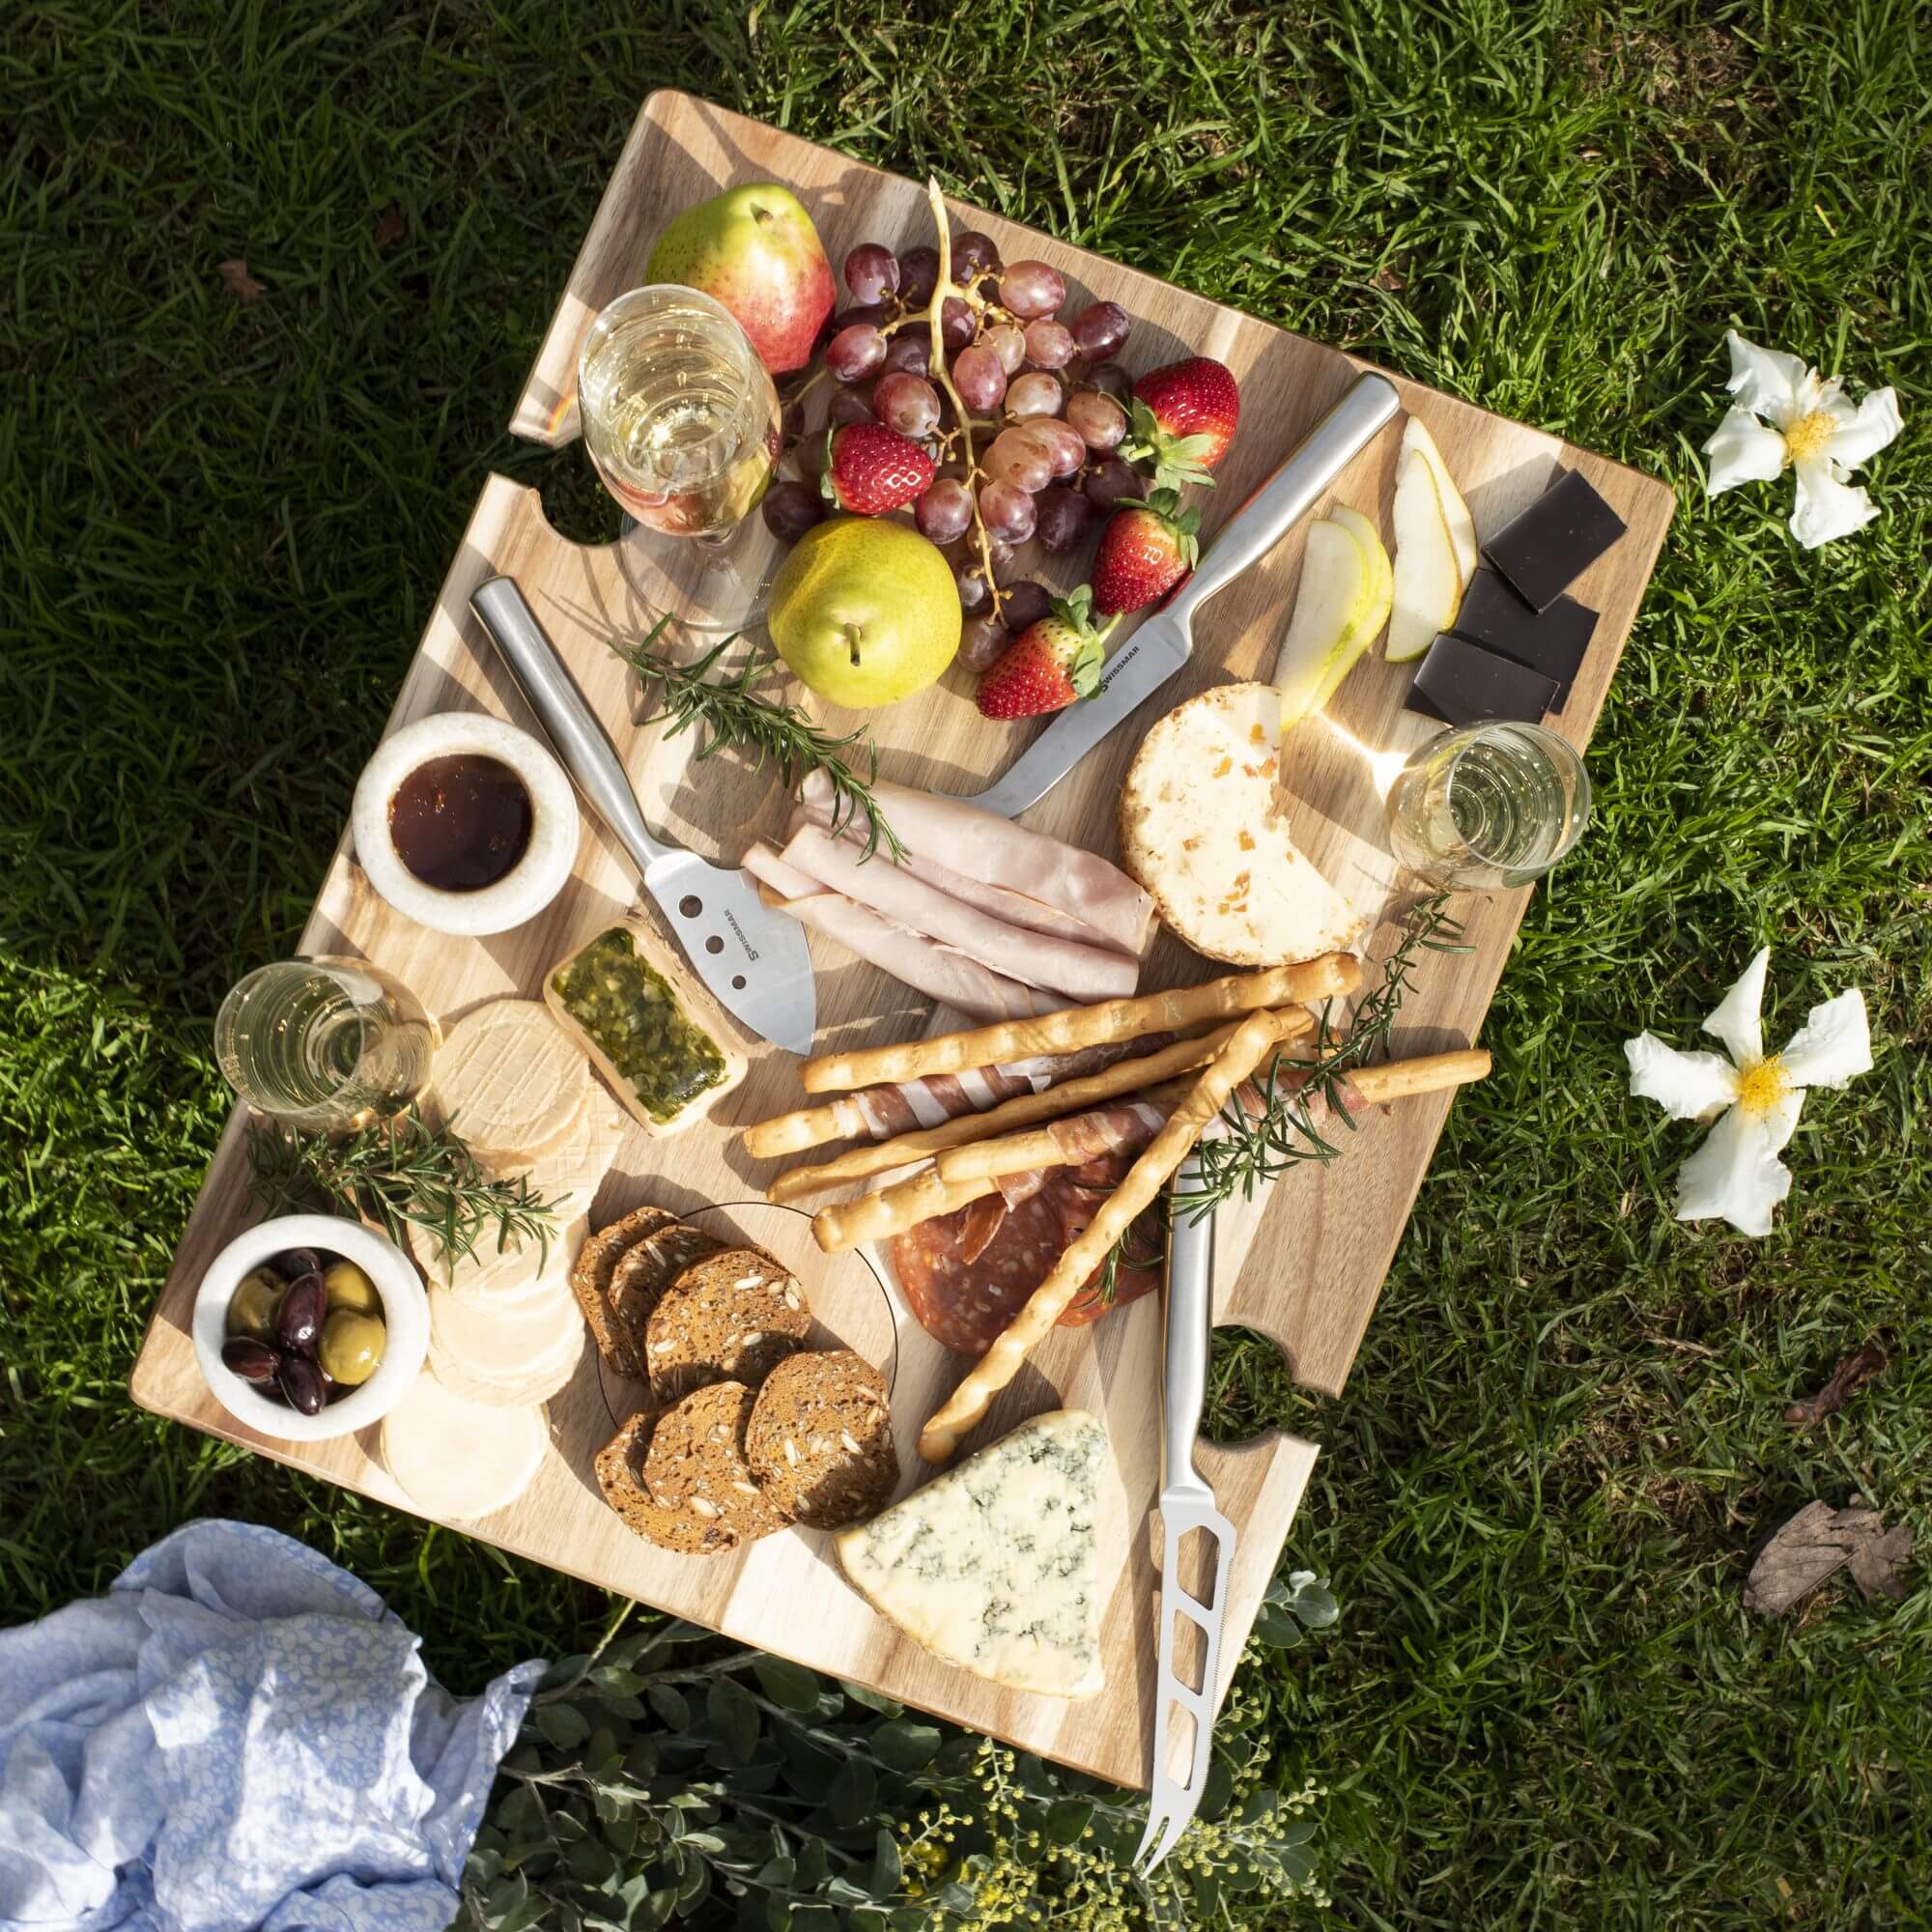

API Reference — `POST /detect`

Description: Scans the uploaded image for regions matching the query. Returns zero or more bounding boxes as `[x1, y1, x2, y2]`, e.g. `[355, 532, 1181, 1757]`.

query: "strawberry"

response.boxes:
[976, 585, 1117, 721]
[1090, 489, 1201, 615]
[1124, 355, 1239, 489]
[821, 422, 935, 514]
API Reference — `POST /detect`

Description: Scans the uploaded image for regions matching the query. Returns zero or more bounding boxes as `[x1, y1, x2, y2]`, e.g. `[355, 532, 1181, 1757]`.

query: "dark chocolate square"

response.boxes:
[1480, 469, 1627, 611]
[1450, 567, 1596, 709]
[1406, 633, 1558, 727]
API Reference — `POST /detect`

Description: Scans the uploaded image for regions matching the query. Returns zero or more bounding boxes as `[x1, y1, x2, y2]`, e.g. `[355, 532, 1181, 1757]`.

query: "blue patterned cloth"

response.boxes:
[0, 1520, 543, 1932]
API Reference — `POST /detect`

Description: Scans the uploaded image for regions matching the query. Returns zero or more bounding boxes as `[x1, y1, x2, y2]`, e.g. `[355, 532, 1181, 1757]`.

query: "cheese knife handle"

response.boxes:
[1167, 370, 1401, 619]
[1160, 1153, 1217, 1496]
[470, 576, 670, 877]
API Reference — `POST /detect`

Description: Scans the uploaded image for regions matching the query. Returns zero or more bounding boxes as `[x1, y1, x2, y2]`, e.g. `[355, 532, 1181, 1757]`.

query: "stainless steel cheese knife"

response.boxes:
[958, 370, 1401, 819]
[470, 576, 818, 1055]
[1134, 1151, 1236, 1877]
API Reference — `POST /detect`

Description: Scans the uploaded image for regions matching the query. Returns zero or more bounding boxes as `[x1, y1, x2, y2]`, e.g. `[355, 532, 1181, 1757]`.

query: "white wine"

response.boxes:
[579, 286, 780, 537]
[215, 958, 438, 1133]
[1386, 722, 1590, 890]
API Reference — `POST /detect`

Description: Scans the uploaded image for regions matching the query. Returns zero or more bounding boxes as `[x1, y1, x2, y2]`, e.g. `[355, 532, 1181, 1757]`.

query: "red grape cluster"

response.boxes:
[761, 226, 1150, 672]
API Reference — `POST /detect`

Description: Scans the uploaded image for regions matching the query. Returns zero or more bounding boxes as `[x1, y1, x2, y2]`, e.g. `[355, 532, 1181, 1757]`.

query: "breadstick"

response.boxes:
[742, 1093, 877, 1160]
[764, 1016, 1279, 1205]
[916, 1009, 1300, 1464]
[1349, 1049, 1491, 1104]
[811, 1168, 1002, 1255]
[934, 1044, 1491, 1186]
[799, 953, 1359, 1095]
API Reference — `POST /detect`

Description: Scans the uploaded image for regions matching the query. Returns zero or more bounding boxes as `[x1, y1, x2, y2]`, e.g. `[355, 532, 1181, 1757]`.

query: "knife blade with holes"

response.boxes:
[1134, 1149, 1236, 1876]
[470, 577, 818, 1054]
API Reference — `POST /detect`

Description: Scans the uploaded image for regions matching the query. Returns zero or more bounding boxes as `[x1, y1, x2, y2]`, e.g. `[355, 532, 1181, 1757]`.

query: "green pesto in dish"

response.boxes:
[551, 929, 727, 1122]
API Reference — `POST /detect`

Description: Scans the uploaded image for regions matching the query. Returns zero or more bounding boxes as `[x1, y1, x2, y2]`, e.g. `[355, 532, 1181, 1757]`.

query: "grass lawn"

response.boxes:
[5, 1, 1929, 1924]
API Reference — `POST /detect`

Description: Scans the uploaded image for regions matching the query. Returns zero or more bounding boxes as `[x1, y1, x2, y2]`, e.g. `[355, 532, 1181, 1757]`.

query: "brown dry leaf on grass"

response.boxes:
[217, 258, 263, 302]
[374, 205, 406, 249]
[1784, 1342, 1888, 1426]
[1744, 1500, 1914, 1617]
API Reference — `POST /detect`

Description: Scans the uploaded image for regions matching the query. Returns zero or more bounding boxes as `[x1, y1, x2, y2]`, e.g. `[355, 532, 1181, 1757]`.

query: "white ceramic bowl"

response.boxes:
[351, 711, 580, 937]
[192, 1214, 428, 1441]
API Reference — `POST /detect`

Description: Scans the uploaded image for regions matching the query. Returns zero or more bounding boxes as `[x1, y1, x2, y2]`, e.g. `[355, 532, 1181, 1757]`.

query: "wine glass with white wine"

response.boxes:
[577, 284, 784, 633]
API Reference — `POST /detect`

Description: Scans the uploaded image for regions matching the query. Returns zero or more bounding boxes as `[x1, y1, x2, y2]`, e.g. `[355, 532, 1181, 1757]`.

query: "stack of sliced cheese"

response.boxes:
[380, 999, 625, 1523]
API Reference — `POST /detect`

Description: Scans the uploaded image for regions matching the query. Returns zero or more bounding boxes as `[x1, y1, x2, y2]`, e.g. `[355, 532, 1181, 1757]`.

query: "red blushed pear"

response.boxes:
[644, 185, 835, 375]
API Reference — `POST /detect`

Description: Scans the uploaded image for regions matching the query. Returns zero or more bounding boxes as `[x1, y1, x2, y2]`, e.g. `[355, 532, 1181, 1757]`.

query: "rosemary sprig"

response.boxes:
[244, 1105, 558, 1268]
[1170, 891, 1470, 1221]
[614, 620, 907, 864]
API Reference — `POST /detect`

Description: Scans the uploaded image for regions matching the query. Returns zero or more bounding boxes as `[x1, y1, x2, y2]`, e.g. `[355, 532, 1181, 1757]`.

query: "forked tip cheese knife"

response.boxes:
[470, 577, 818, 1054]
[959, 369, 1401, 820]
[1134, 1149, 1236, 1877]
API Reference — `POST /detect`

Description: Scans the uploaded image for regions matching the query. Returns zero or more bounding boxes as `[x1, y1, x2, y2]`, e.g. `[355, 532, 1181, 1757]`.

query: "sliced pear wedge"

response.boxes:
[1273, 519, 1378, 736]
[1327, 504, 1393, 655]
[1387, 447, 1463, 663]
[1401, 416, 1478, 587]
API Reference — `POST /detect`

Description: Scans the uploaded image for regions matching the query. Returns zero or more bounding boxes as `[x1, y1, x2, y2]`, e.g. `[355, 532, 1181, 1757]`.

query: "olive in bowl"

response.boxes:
[193, 1214, 426, 1442]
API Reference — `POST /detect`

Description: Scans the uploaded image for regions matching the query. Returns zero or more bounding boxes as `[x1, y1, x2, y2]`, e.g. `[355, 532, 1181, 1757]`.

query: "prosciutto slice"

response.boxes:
[742, 843, 1054, 1026]
[778, 823, 1140, 1004]
[798, 768, 1152, 960]
[838, 1031, 1184, 1141]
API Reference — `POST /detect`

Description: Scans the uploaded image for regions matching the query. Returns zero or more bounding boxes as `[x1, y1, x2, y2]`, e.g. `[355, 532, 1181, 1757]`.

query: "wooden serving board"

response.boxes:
[131, 91, 1672, 1788]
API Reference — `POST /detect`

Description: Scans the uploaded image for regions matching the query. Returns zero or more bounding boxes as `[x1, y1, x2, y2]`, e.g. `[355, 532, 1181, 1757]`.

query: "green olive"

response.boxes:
[322, 1259, 382, 1315]
[227, 1266, 286, 1341]
[319, 1309, 386, 1386]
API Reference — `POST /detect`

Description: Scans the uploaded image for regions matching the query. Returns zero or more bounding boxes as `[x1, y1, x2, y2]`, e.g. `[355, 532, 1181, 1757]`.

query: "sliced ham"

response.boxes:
[778, 822, 1140, 1005]
[838, 1031, 1184, 1143]
[798, 768, 1153, 960]
[742, 843, 1054, 1026]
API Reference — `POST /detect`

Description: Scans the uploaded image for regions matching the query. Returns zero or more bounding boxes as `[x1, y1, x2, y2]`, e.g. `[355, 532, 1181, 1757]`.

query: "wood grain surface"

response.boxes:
[130, 89, 1673, 1788]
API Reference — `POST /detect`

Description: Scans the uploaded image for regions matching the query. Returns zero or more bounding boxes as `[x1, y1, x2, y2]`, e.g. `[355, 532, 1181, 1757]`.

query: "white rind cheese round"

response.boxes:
[835, 1408, 1110, 1699]
[1119, 682, 1366, 967]
[410, 1214, 588, 1307]
[381, 1371, 549, 1520]
[429, 1001, 590, 1159]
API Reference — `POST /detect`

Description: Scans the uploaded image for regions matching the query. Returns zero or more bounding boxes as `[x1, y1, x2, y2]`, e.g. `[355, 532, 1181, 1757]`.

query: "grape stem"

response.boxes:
[923, 176, 1005, 621]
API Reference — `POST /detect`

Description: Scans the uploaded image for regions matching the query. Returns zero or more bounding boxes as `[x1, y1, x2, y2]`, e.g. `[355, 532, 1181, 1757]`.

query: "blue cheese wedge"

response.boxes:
[835, 1409, 1109, 1699]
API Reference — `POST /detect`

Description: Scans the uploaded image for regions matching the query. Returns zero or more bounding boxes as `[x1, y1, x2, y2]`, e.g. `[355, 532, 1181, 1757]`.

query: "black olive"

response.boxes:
[277, 1355, 327, 1416]
[221, 1337, 281, 1384]
[276, 1272, 327, 1354]
[276, 1246, 327, 1281]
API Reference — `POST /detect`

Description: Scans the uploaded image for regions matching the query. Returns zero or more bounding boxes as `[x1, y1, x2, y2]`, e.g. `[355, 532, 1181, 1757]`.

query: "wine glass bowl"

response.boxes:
[578, 285, 781, 539]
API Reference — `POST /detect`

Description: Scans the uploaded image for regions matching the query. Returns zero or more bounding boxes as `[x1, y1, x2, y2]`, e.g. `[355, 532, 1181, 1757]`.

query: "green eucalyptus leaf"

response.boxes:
[763, 1898, 791, 1932]
[706, 1678, 762, 1765]
[1200, 1757, 1235, 1820]
[827, 1757, 877, 1829]
[794, 1835, 829, 1891]
[753, 1656, 822, 1712]
[1251, 1606, 1304, 1648]
[838, 1680, 902, 1717]
[1289, 1580, 1339, 1627]
[648, 1684, 692, 1731]
[936, 1882, 979, 1913]
[869, 1719, 941, 1773]
[822, 1876, 876, 1908]
[675, 1861, 712, 1918]
[537, 1701, 591, 1749]
[867, 1828, 903, 1900]
[1043, 1798, 1094, 1845]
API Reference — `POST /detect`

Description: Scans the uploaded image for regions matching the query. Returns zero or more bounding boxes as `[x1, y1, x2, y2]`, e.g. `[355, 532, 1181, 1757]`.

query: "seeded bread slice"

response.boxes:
[595, 1407, 741, 1555]
[645, 1247, 811, 1403]
[570, 1205, 674, 1376]
[643, 1381, 787, 1542]
[607, 1223, 724, 1379]
[746, 1350, 898, 1529]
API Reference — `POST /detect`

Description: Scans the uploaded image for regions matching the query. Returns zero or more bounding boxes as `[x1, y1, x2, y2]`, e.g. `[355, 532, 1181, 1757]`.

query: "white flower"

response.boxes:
[1624, 948, 1871, 1236]
[1702, 330, 1902, 548]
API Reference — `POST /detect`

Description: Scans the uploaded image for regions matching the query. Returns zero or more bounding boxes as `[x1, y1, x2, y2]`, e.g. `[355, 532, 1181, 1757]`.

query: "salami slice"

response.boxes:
[889, 1156, 1162, 1356]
